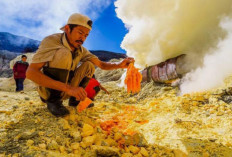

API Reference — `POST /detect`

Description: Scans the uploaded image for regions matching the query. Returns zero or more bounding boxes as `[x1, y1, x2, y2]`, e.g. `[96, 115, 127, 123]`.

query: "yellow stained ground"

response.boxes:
[1, 76, 232, 156]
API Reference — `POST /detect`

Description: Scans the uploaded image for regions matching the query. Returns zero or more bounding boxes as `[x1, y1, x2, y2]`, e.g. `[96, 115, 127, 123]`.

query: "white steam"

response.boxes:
[180, 19, 232, 94]
[115, 0, 232, 93]
[0, 0, 111, 40]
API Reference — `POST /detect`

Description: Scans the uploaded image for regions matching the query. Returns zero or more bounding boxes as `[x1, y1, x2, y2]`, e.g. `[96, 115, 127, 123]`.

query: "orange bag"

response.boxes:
[124, 63, 142, 94]
[77, 97, 92, 112]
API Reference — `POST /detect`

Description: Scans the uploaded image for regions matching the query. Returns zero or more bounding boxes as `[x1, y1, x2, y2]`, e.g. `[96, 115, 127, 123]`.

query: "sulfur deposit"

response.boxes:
[1, 68, 232, 156]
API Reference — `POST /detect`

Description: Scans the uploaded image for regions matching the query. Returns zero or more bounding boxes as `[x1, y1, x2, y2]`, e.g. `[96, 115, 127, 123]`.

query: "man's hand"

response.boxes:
[65, 86, 87, 101]
[27, 63, 87, 101]
[14, 72, 18, 76]
[90, 57, 135, 70]
[119, 57, 135, 68]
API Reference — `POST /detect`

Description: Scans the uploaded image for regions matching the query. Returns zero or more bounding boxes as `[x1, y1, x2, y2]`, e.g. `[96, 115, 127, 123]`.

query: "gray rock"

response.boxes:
[92, 145, 119, 157]
[24, 97, 30, 100]
[19, 131, 38, 140]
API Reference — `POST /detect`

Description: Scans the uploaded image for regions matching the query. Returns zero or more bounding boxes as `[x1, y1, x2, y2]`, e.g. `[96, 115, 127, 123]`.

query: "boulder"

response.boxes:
[82, 124, 94, 137]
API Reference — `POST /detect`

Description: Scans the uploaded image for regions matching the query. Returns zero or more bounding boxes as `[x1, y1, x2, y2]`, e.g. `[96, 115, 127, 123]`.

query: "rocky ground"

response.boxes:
[1, 71, 232, 157]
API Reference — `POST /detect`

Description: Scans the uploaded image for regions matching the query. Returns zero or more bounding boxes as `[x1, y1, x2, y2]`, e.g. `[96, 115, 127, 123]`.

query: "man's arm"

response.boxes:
[90, 57, 134, 70]
[26, 63, 87, 101]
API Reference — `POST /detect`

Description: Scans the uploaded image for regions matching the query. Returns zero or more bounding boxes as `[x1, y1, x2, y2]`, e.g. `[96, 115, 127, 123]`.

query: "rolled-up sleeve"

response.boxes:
[31, 36, 60, 63]
[80, 47, 98, 62]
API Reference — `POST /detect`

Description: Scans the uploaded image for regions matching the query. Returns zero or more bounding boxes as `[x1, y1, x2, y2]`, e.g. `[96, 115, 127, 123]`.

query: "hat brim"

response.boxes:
[60, 26, 65, 31]
[60, 24, 92, 31]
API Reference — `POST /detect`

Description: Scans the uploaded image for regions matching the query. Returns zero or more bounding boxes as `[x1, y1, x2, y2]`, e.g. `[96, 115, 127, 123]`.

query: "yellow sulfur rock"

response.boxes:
[105, 137, 118, 147]
[125, 146, 130, 153]
[203, 151, 210, 157]
[71, 143, 80, 150]
[134, 153, 143, 157]
[82, 123, 94, 137]
[173, 149, 187, 157]
[38, 143, 46, 149]
[210, 109, 216, 114]
[82, 135, 96, 147]
[183, 94, 190, 98]
[12, 153, 20, 157]
[194, 96, 205, 101]
[225, 142, 232, 147]
[121, 153, 133, 157]
[38, 131, 45, 136]
[216, 111, 224, 116]
[128, 145, 140, 154]
[63, 115, 70, 121]
[73, 149, 80, 154]
[63, 120, 71, 130]
[26, 140, 34, 147]
[192, 101, 198, 106]
[59, 146, 66, 153]
[59, 118, 71, 130]
[151, 153, 158, 157]
[47, 140, 59, 150]
[69, 114, 78, 122]
[72, 131, 82, 141]
[140, 147, 149, 157]
[114, 132, 123, 141]
[80, 142, 87, 149]
[45, 137, 51, 144]
[35, 118, 41, 124]
[94, 134, 106, 146]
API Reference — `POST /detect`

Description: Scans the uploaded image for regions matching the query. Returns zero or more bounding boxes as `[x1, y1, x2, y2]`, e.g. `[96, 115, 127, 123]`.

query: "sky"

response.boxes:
[84, 1, 128, 53]
[0, 0, 128, 53]
[1, 0, 232, 94]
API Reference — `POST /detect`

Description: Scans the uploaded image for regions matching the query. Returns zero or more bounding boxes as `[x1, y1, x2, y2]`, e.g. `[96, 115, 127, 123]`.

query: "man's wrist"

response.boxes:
[117, 62, 123, 69]
[64, 84, 71, 93]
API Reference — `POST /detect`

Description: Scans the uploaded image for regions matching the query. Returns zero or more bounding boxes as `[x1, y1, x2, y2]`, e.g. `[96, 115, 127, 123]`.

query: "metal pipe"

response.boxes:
[141, 54, 185, 83]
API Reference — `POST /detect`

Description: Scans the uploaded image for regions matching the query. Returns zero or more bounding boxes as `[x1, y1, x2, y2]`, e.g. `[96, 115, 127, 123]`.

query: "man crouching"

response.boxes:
[26, 13, 134, 117]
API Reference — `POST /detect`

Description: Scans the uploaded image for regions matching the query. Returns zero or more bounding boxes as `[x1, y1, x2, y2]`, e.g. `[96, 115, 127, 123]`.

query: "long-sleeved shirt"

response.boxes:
[13, 61, 29, 79]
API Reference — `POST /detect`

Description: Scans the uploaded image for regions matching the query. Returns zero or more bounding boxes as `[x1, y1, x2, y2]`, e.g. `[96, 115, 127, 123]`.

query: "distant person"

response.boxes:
[26, 13, 134, 117]
[13, 55, 29, 92]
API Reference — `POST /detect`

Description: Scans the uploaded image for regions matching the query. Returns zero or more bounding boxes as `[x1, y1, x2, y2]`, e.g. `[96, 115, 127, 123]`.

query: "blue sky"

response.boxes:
[0, 0, 128, 53]
[84, 1, 128, 53]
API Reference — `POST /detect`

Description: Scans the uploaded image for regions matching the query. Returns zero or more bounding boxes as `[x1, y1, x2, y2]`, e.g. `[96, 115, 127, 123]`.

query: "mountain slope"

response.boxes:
[0, 32, 40, 52]
[0, 32, 127, 78]
[90, 50, 126, 61]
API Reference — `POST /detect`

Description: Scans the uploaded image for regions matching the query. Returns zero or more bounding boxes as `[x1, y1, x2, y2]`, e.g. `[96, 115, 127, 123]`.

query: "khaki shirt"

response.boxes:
[32, 33, 97, 71]
[31, 33, 97, 100]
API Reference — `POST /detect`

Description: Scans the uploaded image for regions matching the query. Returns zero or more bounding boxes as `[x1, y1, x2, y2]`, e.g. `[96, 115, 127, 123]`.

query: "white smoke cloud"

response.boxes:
[180, 18, 232, 94]
[0, 0, 111, 40]
[115, 0, 232, 68]
[115, 0, 232, 93]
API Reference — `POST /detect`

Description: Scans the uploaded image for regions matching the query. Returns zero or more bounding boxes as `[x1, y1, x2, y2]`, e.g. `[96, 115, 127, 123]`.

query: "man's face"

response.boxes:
[22, 57, 27, 62]
[65, 25, 90, 49]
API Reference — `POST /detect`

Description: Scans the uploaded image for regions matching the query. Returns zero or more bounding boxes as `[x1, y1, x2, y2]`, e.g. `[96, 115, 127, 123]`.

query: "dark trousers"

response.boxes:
[15, 78, 25, 92]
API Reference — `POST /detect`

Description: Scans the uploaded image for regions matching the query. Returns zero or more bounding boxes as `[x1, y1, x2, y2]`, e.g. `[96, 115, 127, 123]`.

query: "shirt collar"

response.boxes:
[62, 33, 72, 51]
[61, 33, 83, 54]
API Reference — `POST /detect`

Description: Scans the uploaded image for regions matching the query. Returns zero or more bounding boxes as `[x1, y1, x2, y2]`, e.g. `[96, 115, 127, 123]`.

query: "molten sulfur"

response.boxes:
[124, 63, 142, 94]
[77, 97, 92, 112]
